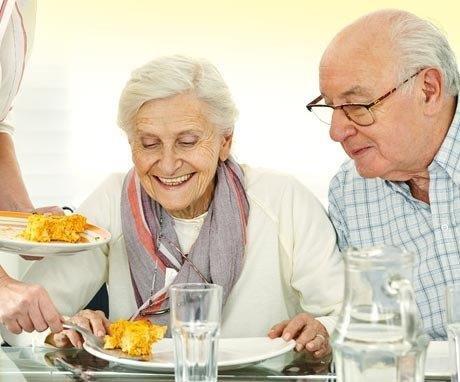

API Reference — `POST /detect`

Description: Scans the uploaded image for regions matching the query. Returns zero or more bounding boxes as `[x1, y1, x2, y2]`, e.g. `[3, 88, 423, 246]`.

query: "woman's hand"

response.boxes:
[46, 309, 109, 349]
[268, 313, 331, 358]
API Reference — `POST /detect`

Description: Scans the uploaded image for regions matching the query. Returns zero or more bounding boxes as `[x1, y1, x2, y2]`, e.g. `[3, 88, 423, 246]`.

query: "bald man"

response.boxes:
[306, 10, 459, 340]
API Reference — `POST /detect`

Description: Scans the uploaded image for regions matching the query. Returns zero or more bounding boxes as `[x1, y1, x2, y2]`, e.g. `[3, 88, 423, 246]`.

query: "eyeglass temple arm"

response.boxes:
[306, 95, 324, 110]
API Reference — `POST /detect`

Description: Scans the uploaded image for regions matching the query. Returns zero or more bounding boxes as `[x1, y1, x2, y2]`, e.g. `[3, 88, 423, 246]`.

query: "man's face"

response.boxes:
[319, 39, 428, 181]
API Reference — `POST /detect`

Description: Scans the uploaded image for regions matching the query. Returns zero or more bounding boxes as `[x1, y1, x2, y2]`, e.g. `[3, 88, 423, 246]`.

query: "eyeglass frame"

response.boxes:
[158, 234, 210, 285]
[134, 235, 210, 318]
[306, 69, 424, 126]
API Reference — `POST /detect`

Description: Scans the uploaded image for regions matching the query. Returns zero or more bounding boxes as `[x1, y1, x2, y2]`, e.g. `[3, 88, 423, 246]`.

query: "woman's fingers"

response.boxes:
[305, 332, 326, 352]
[314, 341, 331, 359]
[63, 329, 83, 348]
[74, 309, 109, 337]
[268, 320, 289, 338]
[269, 313, 332, 358]
[87, 313, 107, 337]
[94, 310, 110, 333]
[280, 313, 312, 341]
[53, 331, 72, 348]
[294, 323, 317, 351]
[72, 315, 92, 332]
[52, 329, 82, 348]
[47, 308, 109, 349]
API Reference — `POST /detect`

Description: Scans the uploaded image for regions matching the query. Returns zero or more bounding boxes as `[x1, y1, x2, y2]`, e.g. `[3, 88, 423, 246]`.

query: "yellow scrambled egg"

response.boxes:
[104, 319, 167, 357]
[21, 214, 87, 243]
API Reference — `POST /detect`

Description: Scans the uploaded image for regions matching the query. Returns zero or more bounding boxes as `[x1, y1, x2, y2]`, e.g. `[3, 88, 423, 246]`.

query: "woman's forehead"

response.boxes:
[133, 111, 212, 137]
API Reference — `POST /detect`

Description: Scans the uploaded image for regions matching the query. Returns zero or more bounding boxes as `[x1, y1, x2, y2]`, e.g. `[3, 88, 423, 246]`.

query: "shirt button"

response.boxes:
[441, 224, 449, 231]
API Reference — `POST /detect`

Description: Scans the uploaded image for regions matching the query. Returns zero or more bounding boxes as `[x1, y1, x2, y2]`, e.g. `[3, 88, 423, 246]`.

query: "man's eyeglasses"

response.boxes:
[306, 69, 423, 126]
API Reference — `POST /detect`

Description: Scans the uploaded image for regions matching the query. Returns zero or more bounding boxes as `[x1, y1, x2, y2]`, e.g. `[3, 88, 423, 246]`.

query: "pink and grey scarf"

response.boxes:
[120, 158, 249, 325]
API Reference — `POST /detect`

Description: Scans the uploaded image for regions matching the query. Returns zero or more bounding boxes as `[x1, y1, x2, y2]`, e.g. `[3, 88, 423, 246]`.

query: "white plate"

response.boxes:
[425, 341, 449, 378]
[0, 211, 111, 256]
[83, 337, 296, 372]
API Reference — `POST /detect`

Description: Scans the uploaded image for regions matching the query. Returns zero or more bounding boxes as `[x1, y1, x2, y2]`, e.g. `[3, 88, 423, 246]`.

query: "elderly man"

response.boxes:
[306, 9, 459, 340]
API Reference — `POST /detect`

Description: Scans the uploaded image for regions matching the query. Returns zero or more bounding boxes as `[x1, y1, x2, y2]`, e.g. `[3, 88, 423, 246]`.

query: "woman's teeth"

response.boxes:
[157, 174, 192, 186]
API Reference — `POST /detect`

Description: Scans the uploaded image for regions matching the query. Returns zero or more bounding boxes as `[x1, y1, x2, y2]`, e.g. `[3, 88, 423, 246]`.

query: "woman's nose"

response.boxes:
[329, 109, 358, 143]
[158, 148, 181, 175]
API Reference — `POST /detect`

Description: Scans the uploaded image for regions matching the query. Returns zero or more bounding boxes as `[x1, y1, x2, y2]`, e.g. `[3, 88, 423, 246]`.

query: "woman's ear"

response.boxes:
[219, 134, 233, 161]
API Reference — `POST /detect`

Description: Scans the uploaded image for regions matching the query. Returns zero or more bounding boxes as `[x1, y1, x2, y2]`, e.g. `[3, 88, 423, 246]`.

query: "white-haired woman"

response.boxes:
[0, 55, 343, 358]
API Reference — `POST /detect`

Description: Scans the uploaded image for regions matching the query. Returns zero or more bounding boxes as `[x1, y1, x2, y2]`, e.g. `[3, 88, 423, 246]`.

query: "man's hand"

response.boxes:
[47, 310, 109, 349]
[268, 313, 331, 358]
[0, 274, 63, 334]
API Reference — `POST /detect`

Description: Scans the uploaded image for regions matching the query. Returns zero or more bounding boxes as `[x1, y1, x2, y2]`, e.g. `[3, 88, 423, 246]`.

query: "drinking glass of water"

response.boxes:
[170, 283, 222, 382]
[446, 284, 460, 382]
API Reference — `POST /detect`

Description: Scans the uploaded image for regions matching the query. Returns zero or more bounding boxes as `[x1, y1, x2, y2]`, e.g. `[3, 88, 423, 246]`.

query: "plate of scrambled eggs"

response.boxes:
[84, 329, 295, 372]
[0, 211, 111, 255]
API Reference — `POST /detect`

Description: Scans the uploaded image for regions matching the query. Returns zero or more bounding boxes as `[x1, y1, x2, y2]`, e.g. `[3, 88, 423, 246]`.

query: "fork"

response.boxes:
[62, 321, 105, 349]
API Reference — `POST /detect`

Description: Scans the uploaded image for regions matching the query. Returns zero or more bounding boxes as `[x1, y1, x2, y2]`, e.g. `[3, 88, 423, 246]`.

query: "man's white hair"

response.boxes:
[380, 10, 460, 96]
[118, 55, 238, 135]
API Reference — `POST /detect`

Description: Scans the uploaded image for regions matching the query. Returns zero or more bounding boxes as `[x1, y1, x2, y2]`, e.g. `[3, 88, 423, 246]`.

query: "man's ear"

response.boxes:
[219, 134, 233, 161]
[420, 68, 443, 115]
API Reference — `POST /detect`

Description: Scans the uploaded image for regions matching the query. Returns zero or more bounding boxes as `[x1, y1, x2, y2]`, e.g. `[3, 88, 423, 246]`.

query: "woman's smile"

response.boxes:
[153, 173, 195, 188]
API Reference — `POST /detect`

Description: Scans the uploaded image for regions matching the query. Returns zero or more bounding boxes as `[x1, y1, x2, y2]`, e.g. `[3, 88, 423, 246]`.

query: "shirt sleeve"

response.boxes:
[0, 118, 14, 135]
[279, 176, 344, 335]
[328, 172, 350, 252]
[0, 0, 35, 124]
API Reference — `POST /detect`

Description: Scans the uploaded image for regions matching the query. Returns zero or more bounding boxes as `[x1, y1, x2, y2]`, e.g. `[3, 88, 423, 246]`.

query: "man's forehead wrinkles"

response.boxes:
[341, 85, 373, 98]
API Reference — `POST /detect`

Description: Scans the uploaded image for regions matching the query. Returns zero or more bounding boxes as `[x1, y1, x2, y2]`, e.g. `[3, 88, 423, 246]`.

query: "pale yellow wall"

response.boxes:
[15, 0, 460, 206]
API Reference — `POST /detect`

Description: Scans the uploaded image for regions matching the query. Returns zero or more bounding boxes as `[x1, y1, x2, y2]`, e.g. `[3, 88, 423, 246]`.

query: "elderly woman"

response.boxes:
[0, 55, 343, 357]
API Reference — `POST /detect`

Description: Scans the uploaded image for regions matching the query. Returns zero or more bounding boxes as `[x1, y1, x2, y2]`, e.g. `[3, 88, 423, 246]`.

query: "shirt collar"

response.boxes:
[431, 96, 460, 185]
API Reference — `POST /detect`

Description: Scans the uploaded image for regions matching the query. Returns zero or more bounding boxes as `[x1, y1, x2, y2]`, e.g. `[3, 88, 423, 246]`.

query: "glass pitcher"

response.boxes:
[331, 246, 428, 382]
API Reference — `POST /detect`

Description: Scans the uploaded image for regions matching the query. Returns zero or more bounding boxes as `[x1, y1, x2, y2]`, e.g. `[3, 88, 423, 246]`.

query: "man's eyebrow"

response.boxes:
[340, 85, 373, 99]
[321, 85, 374, 105]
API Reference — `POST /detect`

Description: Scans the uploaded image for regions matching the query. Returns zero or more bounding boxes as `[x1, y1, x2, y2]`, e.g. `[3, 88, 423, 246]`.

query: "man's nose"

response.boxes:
[329, 109, 358, 143]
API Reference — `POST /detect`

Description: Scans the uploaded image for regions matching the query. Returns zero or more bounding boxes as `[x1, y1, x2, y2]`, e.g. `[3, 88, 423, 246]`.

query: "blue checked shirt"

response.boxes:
[328, 99, 460, 340]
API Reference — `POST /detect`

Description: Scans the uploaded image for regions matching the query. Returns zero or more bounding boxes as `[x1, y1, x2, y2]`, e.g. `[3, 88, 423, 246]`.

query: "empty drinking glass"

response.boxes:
[170, 283, 222, 382]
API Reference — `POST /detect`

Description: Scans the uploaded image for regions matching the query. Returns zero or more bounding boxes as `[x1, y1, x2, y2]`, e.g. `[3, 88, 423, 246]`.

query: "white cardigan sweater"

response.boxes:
[1, 166, 344, 346]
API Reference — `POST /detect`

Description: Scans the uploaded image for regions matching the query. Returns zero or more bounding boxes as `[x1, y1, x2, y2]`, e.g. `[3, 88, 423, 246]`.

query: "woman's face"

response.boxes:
[130, 92, 232, 219]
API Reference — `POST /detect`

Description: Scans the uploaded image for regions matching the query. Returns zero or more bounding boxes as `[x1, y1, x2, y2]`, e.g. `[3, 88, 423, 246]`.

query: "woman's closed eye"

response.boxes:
[177, 135, 199, 148]
[141, 138, 160, 149]
[178, 139, 197, 148]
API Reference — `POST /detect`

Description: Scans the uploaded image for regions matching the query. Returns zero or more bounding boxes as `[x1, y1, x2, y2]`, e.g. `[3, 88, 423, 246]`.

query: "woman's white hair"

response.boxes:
[381, 10, 460, 96]
[118, 55, 238, 135]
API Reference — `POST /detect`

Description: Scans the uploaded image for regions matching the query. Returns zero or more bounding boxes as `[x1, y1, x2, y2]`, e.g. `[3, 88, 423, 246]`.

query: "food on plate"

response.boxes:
[21, 214, 87, 243]
[104, 319, 167, 356]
